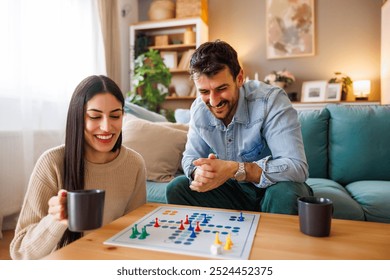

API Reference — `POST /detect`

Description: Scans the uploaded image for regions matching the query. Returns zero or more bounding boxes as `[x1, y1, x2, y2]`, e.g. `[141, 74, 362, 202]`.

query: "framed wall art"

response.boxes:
[266, 0, 315, 59]
[325, 83, 342, 101]
[301, 81, 327, 102]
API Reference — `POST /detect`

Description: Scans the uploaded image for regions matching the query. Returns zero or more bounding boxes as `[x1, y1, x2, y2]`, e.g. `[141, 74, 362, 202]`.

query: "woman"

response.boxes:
[10, 75, 147, 259]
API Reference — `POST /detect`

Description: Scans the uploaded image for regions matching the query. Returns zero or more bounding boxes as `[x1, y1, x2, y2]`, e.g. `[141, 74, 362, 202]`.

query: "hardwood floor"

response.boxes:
[0, 230, 14, 260]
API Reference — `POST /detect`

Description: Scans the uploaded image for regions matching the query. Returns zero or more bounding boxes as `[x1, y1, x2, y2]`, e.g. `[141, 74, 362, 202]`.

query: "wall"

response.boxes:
[382, 0, 390, 104]
[137, 0, 382, 101]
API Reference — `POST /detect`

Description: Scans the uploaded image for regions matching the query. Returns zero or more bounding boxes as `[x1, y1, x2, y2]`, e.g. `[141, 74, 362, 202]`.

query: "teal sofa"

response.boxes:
[137, 103, 390, 223]
[300, 104, 390, 223]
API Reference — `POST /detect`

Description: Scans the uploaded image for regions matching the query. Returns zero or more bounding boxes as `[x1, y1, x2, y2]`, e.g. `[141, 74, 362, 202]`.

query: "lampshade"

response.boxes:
[353, 80, 371, 98]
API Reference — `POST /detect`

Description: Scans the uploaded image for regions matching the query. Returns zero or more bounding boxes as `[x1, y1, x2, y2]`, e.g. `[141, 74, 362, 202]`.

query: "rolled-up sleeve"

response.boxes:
[254, 89, 308, 188]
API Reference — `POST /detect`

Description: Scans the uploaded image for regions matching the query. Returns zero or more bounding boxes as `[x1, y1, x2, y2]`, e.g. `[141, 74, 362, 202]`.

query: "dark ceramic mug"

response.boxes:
[298, 196, 333, 237]
[67, 189, 105, 232]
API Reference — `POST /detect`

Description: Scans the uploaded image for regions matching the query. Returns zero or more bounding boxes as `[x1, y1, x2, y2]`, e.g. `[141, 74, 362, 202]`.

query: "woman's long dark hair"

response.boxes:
[57, 75, 124, 249]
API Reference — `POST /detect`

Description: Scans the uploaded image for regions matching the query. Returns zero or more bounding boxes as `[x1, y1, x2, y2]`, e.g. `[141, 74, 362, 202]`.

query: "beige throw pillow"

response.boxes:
[122, 117, 188, 182]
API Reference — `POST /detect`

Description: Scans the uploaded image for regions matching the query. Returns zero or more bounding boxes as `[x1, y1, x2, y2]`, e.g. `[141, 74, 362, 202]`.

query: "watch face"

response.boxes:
[235, 171, 246, 181]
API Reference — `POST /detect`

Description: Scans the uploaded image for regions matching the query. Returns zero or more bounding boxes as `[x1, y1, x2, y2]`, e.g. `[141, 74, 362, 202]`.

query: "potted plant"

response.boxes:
[328, 72, 353, 101]
[128, 49, 172, 112]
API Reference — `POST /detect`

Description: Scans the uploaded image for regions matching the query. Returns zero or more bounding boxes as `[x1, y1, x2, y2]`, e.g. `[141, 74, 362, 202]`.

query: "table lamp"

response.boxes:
[353, 80, 371, 100]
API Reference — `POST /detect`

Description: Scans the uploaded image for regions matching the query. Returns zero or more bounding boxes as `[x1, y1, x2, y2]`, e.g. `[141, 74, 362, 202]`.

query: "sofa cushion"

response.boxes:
[122, 117, 188, 182]
[345, 181, 390, 223]
[124, 101, 168, 122]
[298, 109, 329, 178]
[174, 108, 191, 124]
[327, 104, 390, 185]
[306, 178, 365, 221]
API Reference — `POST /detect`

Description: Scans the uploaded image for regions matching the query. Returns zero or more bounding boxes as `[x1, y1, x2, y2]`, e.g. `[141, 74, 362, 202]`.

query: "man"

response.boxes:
[166, 40, 312, 214]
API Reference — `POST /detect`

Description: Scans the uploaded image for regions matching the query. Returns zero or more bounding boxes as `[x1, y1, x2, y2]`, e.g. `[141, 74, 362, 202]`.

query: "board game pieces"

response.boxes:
[187, 220, 193, 231]
[104, 206, 260, 260]
[133, 224, 140, 235]
[190, 228, 197, 238]
[129, 227, 138, 239]
[226, 233, 233, 245]
[195, 221, 201, 232]
[224, 234, 233, 250]
[138, 228, 148, 240]
[238, 212, 244, 221]
[184, 215, 190, 224]
[214, 232, 222, 245]
[178, 220, 185, 230]
[154, 217, 160, 227]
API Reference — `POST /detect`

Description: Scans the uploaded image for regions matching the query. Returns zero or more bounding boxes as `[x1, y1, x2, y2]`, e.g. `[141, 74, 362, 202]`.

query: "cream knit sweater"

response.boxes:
[10, 145, 147, 260]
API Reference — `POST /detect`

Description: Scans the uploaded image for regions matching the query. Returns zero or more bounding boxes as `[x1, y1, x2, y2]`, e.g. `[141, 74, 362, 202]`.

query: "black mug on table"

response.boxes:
[67, 189, 105, 232]
[298, 196, 333, 237]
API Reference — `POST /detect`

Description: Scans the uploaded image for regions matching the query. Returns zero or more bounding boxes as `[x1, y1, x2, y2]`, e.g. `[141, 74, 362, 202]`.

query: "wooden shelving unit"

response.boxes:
[130, 17, 208, 110]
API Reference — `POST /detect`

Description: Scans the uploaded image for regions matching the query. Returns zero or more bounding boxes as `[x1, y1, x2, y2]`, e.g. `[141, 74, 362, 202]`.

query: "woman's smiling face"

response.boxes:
[84, 93, 123, 163]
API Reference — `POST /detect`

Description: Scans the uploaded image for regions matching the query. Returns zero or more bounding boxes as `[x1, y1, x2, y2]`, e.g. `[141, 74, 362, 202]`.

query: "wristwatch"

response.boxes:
[234, 162, 246, 181]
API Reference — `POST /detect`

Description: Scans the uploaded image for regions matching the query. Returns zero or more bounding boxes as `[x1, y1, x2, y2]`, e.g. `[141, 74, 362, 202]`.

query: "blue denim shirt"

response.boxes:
[182, 80, 308, 188]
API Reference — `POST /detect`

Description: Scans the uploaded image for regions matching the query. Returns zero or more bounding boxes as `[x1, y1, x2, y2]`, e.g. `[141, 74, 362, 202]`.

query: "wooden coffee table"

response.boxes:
[43, 203, 390, 260]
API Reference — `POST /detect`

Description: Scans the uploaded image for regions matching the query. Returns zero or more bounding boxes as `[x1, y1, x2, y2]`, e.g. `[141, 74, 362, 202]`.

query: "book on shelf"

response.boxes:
[178, 49, 195, 70]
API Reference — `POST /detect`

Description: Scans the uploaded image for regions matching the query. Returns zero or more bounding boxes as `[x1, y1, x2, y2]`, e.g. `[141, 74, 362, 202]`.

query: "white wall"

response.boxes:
[382, 0, 390, 104]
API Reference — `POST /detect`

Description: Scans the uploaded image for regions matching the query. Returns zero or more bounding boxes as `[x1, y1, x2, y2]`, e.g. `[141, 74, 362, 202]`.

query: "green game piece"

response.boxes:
[133, 224, 140, 235]
[138, 227, 148, 240]
[129, 227, 137, 239]
[142, 226, 150, 236]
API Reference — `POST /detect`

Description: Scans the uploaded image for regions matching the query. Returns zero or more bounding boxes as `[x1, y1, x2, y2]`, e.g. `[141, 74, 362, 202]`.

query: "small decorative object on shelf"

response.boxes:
[176, 0, 208, 24]
[328, 72, 353, 101]
[264, 69, 295, 89]
[148, 0, 176, 21]
[353, 80, 371, 101]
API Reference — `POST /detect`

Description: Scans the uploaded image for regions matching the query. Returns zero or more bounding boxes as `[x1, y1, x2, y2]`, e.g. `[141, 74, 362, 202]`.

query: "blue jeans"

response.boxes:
[166, 176, 313, 214]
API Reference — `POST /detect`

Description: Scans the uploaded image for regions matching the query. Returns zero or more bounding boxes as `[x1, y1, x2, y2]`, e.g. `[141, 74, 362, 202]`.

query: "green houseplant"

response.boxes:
[328, 72, 353, 101]
[128, 49, 172, 112]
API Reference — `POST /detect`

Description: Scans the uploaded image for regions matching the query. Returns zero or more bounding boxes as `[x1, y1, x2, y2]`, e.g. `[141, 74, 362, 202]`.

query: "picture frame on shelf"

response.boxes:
[266, 0, 315, 59]
[160, 51, 178, 69]
[301, 81, 327, 102]
[325, 83, 342, 101]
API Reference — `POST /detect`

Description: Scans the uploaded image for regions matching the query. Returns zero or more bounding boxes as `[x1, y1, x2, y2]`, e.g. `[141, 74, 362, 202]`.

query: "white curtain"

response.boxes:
[0, 0, 106, 233]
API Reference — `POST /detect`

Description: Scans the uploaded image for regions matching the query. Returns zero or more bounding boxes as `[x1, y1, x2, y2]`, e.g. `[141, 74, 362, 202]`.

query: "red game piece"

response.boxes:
[154, 217, 160, 227]
[195, 221, 201, 232]
[184, 215, 190, 224]
[179, 220, 185, 230]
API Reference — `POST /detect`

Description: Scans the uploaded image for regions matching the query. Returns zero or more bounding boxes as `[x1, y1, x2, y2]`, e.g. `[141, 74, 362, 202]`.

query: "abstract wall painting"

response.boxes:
[266, 0, 315, 59]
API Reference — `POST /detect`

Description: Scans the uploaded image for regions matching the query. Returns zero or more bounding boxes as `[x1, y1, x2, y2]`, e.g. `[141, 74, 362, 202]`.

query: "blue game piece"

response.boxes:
[202, 213, 208, 223]
[188, 220, 193, 231]
[238, 212, 244, 222]
[190, 228, 197, 238]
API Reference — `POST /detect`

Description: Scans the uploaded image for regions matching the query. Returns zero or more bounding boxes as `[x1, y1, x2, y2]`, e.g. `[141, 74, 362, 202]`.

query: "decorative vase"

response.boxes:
[171, 75, 192, 97]
[148, 0, 175, 21]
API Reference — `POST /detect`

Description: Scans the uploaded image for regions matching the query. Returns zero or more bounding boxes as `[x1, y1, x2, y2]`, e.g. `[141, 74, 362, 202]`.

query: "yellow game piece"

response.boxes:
[226, 233, 234, 246]
[223, 233, 233, 250]
[224, 240, 232, 250]
[214, 232, 222, 245]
